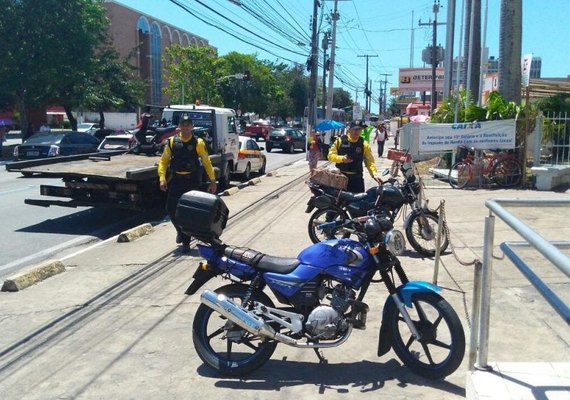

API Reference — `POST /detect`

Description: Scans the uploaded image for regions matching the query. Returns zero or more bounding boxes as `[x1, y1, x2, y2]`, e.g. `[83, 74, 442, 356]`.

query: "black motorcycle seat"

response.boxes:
[322, 186, 367, 203]
[224, 246, 300, 274]
[154, 126, 176, 134]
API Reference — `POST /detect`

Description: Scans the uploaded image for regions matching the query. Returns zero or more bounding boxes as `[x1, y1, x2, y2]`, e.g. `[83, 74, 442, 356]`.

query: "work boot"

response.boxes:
[176, 233, 182, 244]
[181, 243, 191, 253]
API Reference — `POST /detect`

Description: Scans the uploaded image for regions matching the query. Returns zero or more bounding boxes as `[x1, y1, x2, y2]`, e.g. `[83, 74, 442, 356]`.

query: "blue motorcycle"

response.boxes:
[178, 190, 465, 379]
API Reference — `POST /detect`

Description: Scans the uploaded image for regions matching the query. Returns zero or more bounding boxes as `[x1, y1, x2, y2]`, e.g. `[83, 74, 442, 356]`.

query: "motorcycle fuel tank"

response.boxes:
[378, 185, 406, 208]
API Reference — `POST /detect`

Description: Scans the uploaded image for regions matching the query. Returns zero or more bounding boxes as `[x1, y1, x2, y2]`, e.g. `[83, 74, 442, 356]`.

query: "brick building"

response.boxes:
[102, 0, 214, 106]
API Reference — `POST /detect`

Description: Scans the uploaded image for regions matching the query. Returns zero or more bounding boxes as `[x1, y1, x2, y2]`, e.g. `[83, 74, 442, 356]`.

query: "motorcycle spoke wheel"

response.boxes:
[491, 159, 522, 188]
[405, 211, 449, 257]
[307, 207, 350, 244]
[388, 292, 465, 380]
[192, 285, 277, 376]
[448, 162, 471, 189]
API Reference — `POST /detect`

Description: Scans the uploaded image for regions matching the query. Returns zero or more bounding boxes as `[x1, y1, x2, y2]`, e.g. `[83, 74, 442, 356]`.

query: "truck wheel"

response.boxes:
[266, 145, 272, 152]
[219, 162, 232, 190]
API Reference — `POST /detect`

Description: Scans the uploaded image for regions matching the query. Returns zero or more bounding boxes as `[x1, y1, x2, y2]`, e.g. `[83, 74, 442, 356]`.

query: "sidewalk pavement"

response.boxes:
[0, 140, 568, 399]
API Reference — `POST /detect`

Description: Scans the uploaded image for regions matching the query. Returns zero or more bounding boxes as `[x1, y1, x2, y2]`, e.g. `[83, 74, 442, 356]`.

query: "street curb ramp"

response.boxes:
[1, 260, 65, 292]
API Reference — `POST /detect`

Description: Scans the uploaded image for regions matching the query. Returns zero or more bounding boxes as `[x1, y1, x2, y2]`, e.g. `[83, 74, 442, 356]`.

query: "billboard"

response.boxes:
[398, 68, 444, 92]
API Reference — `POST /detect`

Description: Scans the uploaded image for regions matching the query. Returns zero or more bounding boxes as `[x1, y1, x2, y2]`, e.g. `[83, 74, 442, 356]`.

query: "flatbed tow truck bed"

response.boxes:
[5, 152, 164, 210]
[6, 152, 159, 181]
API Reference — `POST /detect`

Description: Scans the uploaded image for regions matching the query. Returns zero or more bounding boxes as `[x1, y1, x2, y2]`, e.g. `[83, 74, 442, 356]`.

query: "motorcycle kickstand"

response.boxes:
[313, 348, 328, 364]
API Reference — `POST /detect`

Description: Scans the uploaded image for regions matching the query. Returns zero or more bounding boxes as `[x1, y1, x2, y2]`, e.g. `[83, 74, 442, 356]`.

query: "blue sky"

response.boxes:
[115, 0, 570, 107]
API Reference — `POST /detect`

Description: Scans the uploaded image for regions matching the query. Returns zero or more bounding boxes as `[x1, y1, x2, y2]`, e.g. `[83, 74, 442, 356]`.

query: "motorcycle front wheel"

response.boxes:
[387, 292, 465, 380]
[307, 206, 350, 244]
[405, 211, 449, 257]
[192, 284, 277, 376]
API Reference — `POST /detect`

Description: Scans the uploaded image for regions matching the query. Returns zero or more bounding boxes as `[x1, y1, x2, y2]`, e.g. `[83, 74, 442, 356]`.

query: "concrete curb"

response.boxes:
[221, 186, 240, 196]
[1, 260, 65, 292]
[117, 223, 154, 242]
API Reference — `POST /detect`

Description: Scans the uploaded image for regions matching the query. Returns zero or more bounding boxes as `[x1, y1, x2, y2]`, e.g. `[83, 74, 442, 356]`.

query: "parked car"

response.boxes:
[97, 133, 135, 152]
[244, 119, 272, 141]
[233, 136, 266, 180]
[13, 131, 100, 160]
[266, 127, 306, 153]
[77, 122, 100, 135]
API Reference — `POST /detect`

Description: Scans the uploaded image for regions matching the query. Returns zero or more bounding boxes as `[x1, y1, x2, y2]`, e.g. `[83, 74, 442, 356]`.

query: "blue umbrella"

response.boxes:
[315, 119, 344, 131]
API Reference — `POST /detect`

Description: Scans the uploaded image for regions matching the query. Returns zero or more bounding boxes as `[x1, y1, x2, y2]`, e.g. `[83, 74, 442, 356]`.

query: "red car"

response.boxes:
[244, 120, 271, 141]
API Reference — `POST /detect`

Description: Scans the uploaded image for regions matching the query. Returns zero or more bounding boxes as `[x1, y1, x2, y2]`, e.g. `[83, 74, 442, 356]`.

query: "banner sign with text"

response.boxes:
[418, 120, 516, 151]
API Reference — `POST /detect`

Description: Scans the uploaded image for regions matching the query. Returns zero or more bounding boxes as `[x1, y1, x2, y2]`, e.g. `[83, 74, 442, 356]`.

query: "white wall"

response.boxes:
[79, 112, 138, 129]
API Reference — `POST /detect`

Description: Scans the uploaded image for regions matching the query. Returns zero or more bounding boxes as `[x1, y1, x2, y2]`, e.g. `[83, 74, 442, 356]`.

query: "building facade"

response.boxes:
[103, 1, 213, 107]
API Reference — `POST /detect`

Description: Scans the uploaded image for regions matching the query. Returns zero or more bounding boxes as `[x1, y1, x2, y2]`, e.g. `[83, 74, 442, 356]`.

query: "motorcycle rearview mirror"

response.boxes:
[381, 168, 390, 177]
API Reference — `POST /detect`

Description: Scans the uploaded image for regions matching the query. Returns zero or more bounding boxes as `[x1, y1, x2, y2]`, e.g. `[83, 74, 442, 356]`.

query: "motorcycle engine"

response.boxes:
[305, 284, 352, 339]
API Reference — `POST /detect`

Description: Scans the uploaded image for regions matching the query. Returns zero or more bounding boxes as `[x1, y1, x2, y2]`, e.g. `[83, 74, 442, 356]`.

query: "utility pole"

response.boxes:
[379, 73, 391, 117]
[307, 0, 320, 132]
[443, 0, 456, 99]
[322, 31, 330, 119]
[419, 0, 444, 113]
[357, 54, 377, 115]
[325, 0, 340, 120]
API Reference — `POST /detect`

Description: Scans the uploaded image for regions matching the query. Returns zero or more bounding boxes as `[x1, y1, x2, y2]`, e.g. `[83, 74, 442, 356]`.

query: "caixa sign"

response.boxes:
[451, 122, 482, 129]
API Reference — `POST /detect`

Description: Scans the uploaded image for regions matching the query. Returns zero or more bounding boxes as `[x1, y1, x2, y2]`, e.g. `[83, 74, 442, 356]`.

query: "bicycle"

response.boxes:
[447, 146, 522, 189]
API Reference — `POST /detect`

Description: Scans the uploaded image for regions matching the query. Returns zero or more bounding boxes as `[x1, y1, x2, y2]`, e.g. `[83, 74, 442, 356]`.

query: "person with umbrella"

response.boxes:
[328, 120, 382, 193]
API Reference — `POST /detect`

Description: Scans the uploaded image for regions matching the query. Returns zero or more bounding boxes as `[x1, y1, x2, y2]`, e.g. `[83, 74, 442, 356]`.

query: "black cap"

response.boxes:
[350, 120, 367, 129]
[179, 113, 193, 125]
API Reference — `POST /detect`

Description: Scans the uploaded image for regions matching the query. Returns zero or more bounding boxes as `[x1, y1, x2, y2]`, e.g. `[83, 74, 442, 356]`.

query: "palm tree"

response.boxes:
[498, 0, 522, 103]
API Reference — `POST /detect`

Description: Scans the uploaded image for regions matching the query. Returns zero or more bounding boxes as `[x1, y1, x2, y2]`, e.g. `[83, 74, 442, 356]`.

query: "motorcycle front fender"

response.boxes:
[305, 197, 315, 213]
[377, 281, 441, 357]
[403, 207, 433, 230]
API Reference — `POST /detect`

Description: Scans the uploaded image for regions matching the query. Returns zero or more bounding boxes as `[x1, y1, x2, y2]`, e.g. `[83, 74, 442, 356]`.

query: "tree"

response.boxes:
[0, 0, 109, 138]
[332, 88, 352, 110]
[499, 0, 522, 103]
[81, 46, 145, 129]
[163, 44, 224, 106]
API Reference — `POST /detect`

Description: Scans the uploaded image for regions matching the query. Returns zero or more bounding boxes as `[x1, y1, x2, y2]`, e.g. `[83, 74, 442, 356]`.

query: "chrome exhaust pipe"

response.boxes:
[200, 290, 296, 345]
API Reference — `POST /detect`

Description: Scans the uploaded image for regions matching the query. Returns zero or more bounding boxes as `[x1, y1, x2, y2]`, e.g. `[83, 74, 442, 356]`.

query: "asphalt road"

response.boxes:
[0, 148, 306, 278]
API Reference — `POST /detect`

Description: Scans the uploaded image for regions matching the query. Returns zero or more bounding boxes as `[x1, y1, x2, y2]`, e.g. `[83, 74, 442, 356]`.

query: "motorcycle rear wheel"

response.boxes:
[192, 284, 277, 376]
[386, 292, 465, 380]
[405, 211, 449, 257]
[307, 206, 350, 244]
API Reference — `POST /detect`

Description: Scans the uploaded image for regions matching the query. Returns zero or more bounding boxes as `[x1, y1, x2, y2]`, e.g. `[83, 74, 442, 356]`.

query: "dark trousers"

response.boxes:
[345, 173, 365, 193]
[377, 140, 386, 157]
[166, 173, 200, 244]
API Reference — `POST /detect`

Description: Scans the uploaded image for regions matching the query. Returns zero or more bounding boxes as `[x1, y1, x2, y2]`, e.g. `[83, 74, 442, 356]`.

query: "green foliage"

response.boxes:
[431, 90, 522, 123]
[535, 94, 570, 114]
[163, 44, 224, 106]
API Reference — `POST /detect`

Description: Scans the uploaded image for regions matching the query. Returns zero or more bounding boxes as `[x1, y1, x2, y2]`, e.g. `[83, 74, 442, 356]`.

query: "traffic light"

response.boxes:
[243, 70, 251, 81]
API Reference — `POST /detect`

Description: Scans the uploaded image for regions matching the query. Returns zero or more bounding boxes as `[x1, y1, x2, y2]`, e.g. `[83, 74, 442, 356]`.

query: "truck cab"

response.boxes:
[161, 104, 240, 188]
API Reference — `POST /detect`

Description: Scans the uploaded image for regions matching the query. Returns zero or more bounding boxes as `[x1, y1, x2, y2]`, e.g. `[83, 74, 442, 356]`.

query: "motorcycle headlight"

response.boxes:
[384, 229, 405, 255]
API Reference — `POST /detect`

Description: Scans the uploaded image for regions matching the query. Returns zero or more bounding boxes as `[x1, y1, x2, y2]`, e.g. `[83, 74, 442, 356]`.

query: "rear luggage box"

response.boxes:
[176, 191, 229, 242]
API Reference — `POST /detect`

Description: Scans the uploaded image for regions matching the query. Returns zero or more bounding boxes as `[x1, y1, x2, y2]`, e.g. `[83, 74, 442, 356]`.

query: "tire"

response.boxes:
[405, 211, 449, 257]
[286, 143, 293, 153]
[386, 292, 465, 380]
[218, 162, 231, 190]
[21, 171, 34, 177]
[307, 206, 350, 244]
[266, 144, 272, 153]
[258, 159, 266, 175]
[242, 163, 251, 181]
[491, 159, 522, 188]
[448, 161, 471, 189]
[192, 284, 278, 377]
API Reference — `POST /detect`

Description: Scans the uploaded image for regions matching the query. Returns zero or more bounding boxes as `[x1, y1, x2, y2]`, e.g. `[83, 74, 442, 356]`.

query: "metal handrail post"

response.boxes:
[468, 261, 483, 370]
[432, 200, 445, 284]
[475, 214, 495, 370]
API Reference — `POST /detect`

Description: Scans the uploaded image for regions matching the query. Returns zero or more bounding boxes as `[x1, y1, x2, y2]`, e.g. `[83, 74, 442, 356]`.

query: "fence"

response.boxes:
[469, 198, 570, 370]
[534, 112, 570, 166]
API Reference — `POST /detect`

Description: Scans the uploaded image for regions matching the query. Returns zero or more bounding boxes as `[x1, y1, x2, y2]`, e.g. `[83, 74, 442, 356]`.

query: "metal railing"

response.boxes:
[469, 198, 570, 370]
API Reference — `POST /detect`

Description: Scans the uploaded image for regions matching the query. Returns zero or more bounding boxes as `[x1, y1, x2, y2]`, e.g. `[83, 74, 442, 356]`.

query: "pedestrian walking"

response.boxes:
[307, 129, 322, 175]
[157, 114, 217, 253]
[328, 120, 382, 193]
[372, 122, 388, 157]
